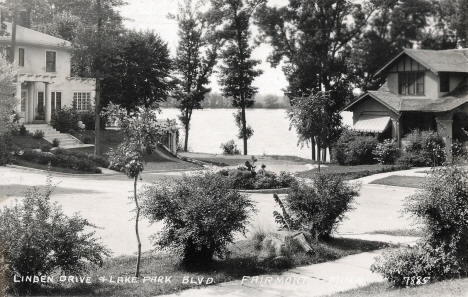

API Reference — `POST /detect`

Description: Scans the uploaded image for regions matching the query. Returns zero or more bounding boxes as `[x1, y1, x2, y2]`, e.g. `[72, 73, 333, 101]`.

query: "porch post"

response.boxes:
[15, 78, 21, 114]
[391, 117, 402, 147]
[436, 115, 453, 162]
[44, 82, 51, 123]
[28, 82, 35, 123]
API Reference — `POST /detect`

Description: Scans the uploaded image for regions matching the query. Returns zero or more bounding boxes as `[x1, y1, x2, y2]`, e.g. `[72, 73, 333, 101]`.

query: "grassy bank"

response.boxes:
[296, 164, 409, 180]
[13, 237, 387, 297]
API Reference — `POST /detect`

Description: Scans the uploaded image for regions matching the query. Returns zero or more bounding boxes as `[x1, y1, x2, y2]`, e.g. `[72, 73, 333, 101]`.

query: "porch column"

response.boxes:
[15, 79, 21, 113]
[436, 116, 453, 162]
[391, 117, 402, 147]
[44, 82, 51, 123]
[27, 82, 34, 123]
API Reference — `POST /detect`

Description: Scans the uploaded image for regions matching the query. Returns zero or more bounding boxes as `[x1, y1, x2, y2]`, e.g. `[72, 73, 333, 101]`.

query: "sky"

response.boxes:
[118, 0, 289, 96]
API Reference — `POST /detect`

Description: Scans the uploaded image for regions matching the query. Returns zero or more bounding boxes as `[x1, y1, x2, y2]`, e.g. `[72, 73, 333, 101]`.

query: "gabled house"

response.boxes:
[0, 22, 95, 125]
[344, 48, 468, 160]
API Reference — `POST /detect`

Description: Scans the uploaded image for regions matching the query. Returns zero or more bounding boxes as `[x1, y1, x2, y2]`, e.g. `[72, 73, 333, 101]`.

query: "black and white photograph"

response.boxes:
[0, 0, 468, 296]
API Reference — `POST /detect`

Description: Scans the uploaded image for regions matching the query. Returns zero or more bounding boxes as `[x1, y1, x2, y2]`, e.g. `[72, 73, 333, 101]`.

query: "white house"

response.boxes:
[0, 22, 95, 124]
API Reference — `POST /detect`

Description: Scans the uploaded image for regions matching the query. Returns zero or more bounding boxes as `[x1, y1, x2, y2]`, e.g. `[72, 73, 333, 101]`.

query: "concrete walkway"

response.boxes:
[158, 251, 385, 297]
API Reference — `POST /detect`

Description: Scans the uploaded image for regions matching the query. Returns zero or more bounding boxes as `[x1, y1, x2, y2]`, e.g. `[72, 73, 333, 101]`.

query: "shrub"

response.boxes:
[54, 149, 110, 168]
[452, 140, 467, 162]
[220, 139, 240, 155]
[83, 135, 93, 144]
[142, 172, 255, 265]
[18, 125, 28, 136]
[371, 245, 461, 287]
[0, 246, 7, 296]
[273, 174, 359, 240]
[51, 107, 79, 133]
[372, 166, 468, 286]
[407, 166, 468, 268]
[32, 130, 44, 139]
[79, 109, 95, 130]
[218, 168, 297, 190]
[398, 130, 445, 167]
[0, 133, 12, 166]
[333, 129, 378, 165]
[0, 178, 110, 290]
[52, 138, 60, 147]
[373, 139, 400, 164]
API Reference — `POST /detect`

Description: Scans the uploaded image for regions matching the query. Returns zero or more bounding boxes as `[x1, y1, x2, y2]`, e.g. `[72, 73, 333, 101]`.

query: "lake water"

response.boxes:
[160, 108, 353, 158]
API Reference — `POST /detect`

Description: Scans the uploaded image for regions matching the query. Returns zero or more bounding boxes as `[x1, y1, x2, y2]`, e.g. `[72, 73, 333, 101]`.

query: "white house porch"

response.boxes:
[16, 73, 56, 124]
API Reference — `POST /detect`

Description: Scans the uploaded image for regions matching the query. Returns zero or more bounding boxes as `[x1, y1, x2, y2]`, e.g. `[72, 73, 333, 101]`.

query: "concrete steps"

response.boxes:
[23, 124, 94, 149]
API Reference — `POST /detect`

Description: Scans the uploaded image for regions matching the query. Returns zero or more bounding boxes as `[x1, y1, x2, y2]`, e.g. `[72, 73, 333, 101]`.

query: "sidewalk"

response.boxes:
[158, 250, 385, 297]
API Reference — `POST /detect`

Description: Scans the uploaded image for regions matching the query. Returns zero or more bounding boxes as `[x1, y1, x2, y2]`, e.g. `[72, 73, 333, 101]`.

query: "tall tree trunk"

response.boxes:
[322, 148, 327, 163]
[317, 143, 321, 172]
[184, 125, 189, 152]
[134, 175, 142, 277]
[311, 137, 316, 161]
[241, 105, 247, 155]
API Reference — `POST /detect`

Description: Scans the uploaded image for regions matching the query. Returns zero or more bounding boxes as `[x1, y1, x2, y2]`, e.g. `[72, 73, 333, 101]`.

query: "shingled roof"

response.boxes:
[375, 48, 468, 76]
[345, 84, 468, 113]
[0, 22, 72, 50]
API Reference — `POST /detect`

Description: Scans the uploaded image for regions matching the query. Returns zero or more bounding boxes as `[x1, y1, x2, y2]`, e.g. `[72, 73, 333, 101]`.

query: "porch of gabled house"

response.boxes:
[346, 90, 468, 161]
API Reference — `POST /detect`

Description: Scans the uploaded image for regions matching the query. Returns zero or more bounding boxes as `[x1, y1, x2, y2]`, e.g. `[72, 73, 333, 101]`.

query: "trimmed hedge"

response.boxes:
[53, 148, 110, 168]
[333, 130, 379, 165]
[17, 150, 102, 173]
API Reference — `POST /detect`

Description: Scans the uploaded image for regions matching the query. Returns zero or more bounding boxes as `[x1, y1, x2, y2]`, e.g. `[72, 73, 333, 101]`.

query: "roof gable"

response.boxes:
[375, 48, 468, 76]
[0, 22, 72, 50]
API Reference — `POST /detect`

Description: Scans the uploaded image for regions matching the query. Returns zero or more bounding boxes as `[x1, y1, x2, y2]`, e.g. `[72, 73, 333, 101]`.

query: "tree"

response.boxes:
[102, 31, 173, 111]
[103, 103, 178, 277]
[438, 0, 468, 47]
[173, 0, 221, 152]
[287, 92, 342, 171]
[348, 0, 453, 91]
[255, 0, 380, 160]
[209, 0, 264, 155]
[0, 57, 17, 165]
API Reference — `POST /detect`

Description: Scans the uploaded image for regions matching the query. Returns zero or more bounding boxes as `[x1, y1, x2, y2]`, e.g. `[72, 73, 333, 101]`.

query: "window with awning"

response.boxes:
[351, 115, 391, 133]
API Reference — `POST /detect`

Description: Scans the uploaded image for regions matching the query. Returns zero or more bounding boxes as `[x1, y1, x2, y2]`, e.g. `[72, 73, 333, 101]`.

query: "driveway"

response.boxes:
[0, 166, 422, 256]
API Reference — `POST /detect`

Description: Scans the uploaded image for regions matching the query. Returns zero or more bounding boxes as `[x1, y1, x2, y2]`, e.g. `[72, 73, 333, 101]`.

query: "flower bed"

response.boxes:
[217, 167, 296, 190]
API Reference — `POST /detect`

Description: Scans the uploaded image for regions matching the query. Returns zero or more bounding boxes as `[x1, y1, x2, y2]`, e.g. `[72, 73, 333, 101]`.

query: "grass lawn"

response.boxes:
[180, 152, 315, 167]
[296, 164, 409, 180]
[326, 278, 468, 297]
[368, 229, 424, 237]
[18, 237, 388, 297]
[11, 135, 50, 149]
[370, 175, 426, 188]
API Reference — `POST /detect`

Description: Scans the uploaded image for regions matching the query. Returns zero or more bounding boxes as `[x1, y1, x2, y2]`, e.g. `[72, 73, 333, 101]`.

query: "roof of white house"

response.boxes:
[0, 22, 72, 50]
[375, 48, 468, 76]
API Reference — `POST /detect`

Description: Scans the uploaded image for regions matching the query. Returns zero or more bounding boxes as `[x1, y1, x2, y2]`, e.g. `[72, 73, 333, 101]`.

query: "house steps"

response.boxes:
[23, 124, 94, 149]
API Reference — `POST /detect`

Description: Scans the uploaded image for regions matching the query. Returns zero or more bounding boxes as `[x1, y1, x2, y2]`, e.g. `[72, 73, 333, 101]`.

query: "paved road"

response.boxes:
[0, 166, 423, 256]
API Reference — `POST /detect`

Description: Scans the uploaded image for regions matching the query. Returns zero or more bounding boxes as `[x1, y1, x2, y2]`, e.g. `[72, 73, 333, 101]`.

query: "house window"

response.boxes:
[73, 92, 91, 111]
[440, 73, 450, 93]
[398, 72, 425, 96]
[51, 92, 62, 113]
[18, 48, 24, 66]
[45, 51, 56, 72]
